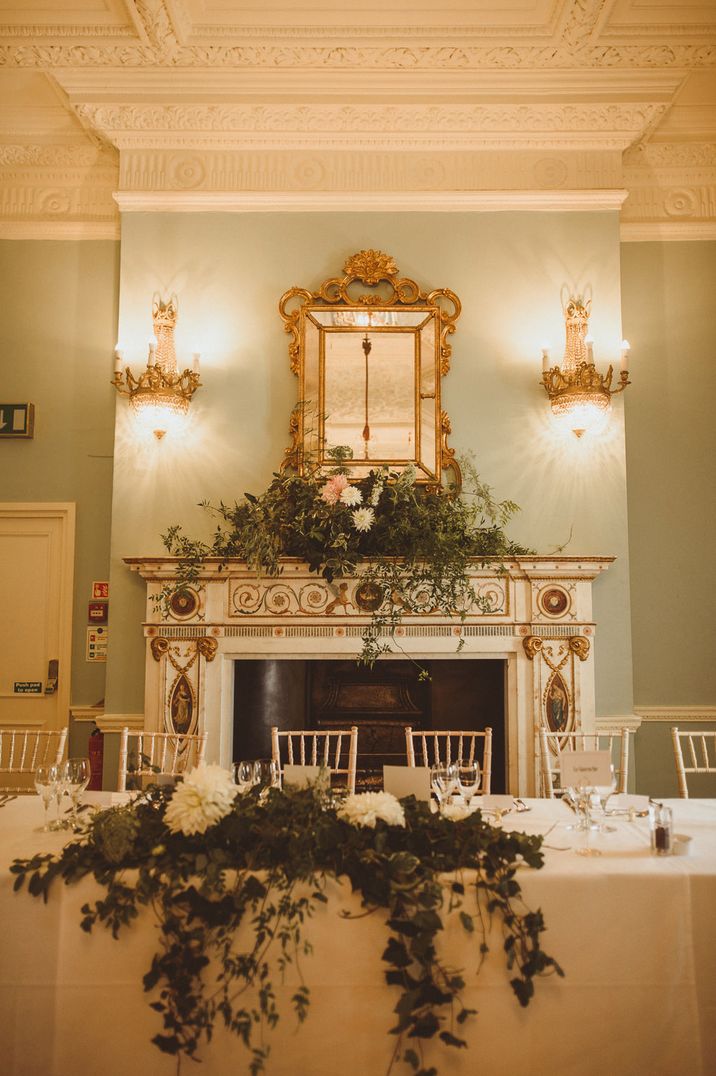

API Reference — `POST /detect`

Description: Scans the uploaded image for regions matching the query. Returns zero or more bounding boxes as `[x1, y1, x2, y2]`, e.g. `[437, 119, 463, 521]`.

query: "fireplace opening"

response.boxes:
[233, 659, 506, 792]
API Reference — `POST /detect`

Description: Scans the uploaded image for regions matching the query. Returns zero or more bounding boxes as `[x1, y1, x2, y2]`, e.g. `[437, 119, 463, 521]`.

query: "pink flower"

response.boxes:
[320, 474, 349, 505]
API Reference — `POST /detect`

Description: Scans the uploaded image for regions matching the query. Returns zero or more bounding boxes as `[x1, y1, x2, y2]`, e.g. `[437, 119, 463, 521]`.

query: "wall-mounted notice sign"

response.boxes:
[92, 581, 109, 600]
[14, 681, 43, 693]
[0, 403, 34, 438]
[86, 626, 108, 662]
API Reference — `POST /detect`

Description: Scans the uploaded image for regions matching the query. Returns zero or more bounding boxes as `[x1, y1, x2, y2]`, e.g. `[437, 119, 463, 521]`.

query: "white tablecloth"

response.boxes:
[1, 796, 715, 1076]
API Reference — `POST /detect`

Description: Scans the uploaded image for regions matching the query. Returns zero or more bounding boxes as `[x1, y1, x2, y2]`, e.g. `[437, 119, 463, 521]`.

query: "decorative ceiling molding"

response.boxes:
[0, 1, 713, 238]
[116, 146, 624, 195]
[74, 102, 670, 154]
[0, 220, 120, 239]
[1, 41, 714, 69]
[114, 189, 629, 212]
[620, 221, 716, 241]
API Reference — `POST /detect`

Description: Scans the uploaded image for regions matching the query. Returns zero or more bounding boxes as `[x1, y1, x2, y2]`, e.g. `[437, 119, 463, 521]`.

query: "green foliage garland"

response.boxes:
[160, 453, 530, 667]
[11, 784, 563, 1075]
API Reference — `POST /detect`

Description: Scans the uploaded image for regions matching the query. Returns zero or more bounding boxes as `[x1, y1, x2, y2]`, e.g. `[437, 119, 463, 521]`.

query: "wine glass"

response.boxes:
[34, 764, 60, 832]
[234, 760, 255, 793]
[574, 784, 602, 856]
[253, 758, 278, 795]
[455, 760, 481, 810]
[430, 764, 457, 813]
[594, 765, 617, 834]
[62, 757, 91, 830]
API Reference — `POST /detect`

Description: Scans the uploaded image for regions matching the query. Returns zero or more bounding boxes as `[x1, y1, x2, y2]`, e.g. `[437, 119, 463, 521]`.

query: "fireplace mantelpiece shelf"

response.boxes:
[125, 556, 613, 796]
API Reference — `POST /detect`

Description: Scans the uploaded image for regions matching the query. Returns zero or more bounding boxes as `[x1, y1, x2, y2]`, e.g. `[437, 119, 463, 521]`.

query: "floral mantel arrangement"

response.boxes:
[160, 450, 530, 666]
[11, 768, 562, 1076]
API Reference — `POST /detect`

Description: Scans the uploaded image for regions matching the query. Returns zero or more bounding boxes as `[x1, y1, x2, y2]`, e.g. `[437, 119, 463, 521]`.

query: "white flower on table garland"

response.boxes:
[337, 791, 405, 829]
[339, 485, 363, 507]
[369, 482, 384, 507]
[351, 507, 375, 533]
[164, 763, 238, 836]
[441, 802, 473, 822]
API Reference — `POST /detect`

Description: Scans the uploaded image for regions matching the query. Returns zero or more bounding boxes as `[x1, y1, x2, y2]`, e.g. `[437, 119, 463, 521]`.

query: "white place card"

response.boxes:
[282, 764, 325, 789]
[383, 766, 431, 802]
[481, 794, 514, 812]
[560, 749, 612, 787]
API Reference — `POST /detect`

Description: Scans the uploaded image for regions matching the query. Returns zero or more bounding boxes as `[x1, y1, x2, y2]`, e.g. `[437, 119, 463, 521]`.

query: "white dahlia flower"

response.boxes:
[164, 763, 238, 837]
[340, 485, 363, 506]
[440, 802, 473, 822]
[337, 791, 405, 829]
[351, 507, 375, 533]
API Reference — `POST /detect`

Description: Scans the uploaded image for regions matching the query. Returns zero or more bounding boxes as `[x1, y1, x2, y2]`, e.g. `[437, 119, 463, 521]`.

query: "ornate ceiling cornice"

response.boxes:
[73, 102, 670, 153]
[1, 42, 714, 70]
[0, 0, 713, 238]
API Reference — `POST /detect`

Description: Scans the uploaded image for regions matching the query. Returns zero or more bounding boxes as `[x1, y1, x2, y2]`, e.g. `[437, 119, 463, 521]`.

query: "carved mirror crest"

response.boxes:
[279, 250, 461, 487]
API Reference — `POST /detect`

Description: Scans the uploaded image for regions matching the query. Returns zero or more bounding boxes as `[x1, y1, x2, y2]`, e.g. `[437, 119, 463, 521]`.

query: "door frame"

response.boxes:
[0, 502, 75, 730]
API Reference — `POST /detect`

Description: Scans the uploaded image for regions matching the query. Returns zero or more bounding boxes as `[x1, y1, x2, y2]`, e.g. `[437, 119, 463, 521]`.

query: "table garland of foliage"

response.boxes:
[11, 781, 563, 1076]
[159, 452, 530, 667]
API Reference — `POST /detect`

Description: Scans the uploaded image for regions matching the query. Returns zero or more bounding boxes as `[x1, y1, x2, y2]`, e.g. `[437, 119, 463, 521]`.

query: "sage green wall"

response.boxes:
[621, 241, 716, 796]
[106, 211, 634, 725]
[0, 239, 119, 710]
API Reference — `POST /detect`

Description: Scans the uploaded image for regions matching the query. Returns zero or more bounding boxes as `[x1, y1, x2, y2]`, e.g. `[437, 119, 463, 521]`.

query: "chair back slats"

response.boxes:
[538, 727, 631, 798]
[671, 727, 716, 798]
[117, 727, 207, 792]
[270, 727, 358, 794]
[404, 728, 493, 796]
[0, 728, 67, 793]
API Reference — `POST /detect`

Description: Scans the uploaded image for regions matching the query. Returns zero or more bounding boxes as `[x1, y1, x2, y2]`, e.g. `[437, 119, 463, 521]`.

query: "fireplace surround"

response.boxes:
[126, 556, 612, 796]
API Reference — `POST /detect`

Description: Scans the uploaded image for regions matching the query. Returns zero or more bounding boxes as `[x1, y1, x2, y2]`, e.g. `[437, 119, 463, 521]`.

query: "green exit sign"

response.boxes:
[0, 403, 34, 438]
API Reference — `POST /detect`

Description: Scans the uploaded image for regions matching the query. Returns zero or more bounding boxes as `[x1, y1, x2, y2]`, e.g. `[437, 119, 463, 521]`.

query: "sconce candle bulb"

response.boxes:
[112, 295, 202, 438]
[541, 342, 551, 373]
[192, 352, 201, 374]
[540, 296, 631, 437]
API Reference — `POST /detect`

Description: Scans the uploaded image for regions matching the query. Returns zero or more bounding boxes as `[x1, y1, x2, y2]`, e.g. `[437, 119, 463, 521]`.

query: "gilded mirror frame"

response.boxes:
[279, 250, 461, 488]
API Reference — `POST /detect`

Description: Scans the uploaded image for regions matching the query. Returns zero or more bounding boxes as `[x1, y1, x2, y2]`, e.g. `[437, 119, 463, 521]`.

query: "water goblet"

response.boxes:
[34, 764, 60, 832]
[234, 760, 255, 793]
[430, 764, 457, 813]
[62, 757, 91, 831]
[594, 765, 617, 834]
[455, 760, 481, 810]
[253, 758, 279, 796]
[574, 785, 602, 856]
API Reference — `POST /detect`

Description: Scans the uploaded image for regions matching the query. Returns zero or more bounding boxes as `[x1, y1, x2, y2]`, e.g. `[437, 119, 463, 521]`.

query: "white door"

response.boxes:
[0, 503, 75, 731]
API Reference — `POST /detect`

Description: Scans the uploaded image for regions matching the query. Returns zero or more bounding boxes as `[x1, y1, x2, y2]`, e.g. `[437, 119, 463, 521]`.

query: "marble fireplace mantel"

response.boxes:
[125, 556, 613, 796]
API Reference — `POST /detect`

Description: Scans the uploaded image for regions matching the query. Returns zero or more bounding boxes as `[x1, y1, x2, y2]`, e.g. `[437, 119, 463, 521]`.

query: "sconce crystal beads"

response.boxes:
[112, 295, 201, 438]
[541, 296, 630, 437]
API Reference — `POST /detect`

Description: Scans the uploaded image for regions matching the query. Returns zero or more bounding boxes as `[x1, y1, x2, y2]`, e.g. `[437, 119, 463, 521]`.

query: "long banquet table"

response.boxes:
[1, 794, 715, 1076]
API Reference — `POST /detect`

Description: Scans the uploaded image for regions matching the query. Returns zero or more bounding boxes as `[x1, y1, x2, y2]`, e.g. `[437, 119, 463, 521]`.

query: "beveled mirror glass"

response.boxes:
[279, 250, 461, 486]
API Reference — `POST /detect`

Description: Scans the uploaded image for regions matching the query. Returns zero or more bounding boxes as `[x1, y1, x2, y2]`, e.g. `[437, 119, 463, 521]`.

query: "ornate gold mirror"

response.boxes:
[279, 250, 461, 487]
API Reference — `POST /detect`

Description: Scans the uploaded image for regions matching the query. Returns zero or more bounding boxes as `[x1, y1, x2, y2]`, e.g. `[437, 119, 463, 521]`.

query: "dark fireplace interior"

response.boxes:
[233, 659, 506, 792]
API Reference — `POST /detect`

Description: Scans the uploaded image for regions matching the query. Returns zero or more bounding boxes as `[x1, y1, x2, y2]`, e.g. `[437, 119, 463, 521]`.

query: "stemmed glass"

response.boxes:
[62, 757, 91, 830]
[234, 760, 255, 793]
[34, 763, 60, 832]
[430, 764, 457, 813]
[594, 765, 617, 834]
[253, 759, 279, 798]
[455, 760, 481, 810]
[574, 783, 602, 857]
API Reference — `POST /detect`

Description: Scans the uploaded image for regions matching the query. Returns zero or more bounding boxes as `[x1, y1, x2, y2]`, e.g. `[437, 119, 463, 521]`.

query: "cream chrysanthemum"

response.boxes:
[337, 791, 405, 829]
[351, 507, 375, 533]
[164, 764, 238, 836]
[440, 803, 473, 822]
[340, 485, 362, 506]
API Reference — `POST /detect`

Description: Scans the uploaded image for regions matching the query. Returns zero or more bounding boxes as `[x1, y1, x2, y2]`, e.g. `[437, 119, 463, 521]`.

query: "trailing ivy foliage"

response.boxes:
[159, 452, 530, 667]
[11, 785, 563, 1074]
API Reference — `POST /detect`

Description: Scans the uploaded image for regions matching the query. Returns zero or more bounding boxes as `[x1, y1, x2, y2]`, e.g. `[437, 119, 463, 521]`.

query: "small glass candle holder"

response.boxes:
[649, 803, 673, 856]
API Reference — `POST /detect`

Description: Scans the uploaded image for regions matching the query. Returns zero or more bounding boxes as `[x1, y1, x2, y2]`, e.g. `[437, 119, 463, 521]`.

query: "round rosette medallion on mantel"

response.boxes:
[537, 585, 571, 619]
